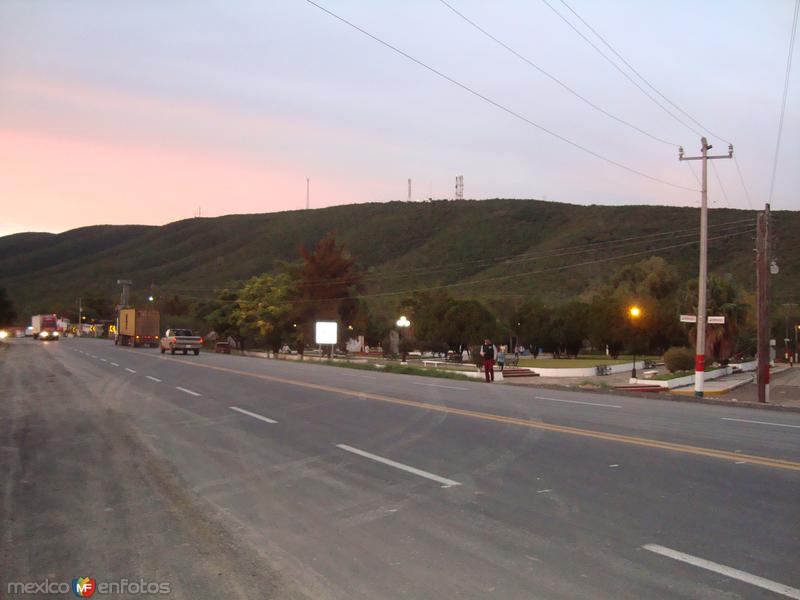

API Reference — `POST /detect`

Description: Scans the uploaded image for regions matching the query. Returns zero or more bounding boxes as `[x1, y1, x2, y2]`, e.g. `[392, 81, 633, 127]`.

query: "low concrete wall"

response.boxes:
[527, 361, 643, 378]
[632, 360, 757, 389]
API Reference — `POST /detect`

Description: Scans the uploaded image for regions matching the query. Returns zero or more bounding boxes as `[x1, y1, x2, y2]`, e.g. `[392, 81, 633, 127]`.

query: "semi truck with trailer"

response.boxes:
[31, 314, 59, 340]
[115, 308, 160, 348]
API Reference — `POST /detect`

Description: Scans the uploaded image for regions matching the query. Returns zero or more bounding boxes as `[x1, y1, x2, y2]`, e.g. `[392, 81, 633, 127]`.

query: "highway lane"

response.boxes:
[70, 337, 800, 463]
[5, 338, 799, 599]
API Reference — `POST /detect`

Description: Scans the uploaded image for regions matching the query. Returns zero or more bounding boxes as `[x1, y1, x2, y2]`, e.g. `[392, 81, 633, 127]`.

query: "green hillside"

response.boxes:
[1, 199, 797, 321]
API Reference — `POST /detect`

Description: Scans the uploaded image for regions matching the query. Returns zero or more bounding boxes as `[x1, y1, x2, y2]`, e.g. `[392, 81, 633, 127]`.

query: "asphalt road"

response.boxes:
[2, 338, 799, 599]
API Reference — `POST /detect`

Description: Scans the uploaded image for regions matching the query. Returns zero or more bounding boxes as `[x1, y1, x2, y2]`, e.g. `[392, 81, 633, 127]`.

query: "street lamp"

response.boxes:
[628, 305, 642, 378]
[396, 316, 411, 362]
[148, 295, 155, 302]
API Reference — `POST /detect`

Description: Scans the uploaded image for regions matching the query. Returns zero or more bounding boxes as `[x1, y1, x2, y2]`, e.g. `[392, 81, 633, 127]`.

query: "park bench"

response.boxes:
[422, 360, 447, 368]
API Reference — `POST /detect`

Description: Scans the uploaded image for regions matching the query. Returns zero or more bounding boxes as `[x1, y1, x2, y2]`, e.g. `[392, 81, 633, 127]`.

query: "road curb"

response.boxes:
[503, 380, 800, 413]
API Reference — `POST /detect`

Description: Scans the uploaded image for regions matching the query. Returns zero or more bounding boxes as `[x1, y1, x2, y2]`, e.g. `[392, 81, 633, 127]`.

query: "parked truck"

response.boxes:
[116, 308, 160, 348]
[31, 314, 59, 340]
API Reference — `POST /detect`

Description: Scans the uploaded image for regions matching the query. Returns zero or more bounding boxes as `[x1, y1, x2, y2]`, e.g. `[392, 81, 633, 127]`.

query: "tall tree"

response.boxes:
[83, 292, 114, 320]
[0, 288, 17, 326]
[681, 274, 748, 362]
[516, 300, 552, 356]
[440, 300, 497, 347]
[291, 233, 363, 345]
[549, 302, 591, 357]
[234, 273, 294, 353]
[198, 287, 245, 348]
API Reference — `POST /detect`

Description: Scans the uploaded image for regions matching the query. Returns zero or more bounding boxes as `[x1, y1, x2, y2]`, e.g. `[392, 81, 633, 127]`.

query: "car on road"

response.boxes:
[161, 328, 203, 355]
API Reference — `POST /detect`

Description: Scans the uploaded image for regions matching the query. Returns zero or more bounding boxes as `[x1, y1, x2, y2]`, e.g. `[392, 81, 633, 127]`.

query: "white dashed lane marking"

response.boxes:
[336, 443, 461, 488]
[229, 406, 278, 424]
[176, 386, 201, 396]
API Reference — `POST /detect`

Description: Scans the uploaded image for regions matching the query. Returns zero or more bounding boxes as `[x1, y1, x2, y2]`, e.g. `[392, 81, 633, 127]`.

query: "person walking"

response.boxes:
[497, 346, 506, 372]
[480, 338, 496, 382]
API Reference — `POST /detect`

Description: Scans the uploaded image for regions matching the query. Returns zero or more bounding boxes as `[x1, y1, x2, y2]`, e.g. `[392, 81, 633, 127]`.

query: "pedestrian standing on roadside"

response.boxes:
[461, 347, 469, 363]
[497, 346, 506, 372]
[480, 338, 496, 382]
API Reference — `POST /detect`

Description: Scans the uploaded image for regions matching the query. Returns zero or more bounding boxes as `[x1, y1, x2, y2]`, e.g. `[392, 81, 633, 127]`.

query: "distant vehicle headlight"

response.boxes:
[0, 330, 8, 339]
[40, 331, 49, 338]
[52, 331, 59, 337]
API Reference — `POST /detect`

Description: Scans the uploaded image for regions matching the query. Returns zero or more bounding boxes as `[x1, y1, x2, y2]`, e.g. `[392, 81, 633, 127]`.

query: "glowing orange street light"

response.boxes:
[628, 306, 643, 378]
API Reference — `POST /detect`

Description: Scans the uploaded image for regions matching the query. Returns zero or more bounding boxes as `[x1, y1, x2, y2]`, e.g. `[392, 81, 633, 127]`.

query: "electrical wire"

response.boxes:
[768, 0, 800, 206]
[160, 226, 753, 303]
[555, 0, 733, 145]
[303, 0, 699, 193]
[733, 156, 754, 211]
[685, 161, 701, 188]
[538, 0, 704, 139]
[436, 0, 679, 147]
[156, 218, 754, 291]
[710, 160, 730, 208]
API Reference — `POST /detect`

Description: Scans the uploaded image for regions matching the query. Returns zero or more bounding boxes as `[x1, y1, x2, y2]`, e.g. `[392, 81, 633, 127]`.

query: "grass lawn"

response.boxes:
[321, 359, 475, 382]
[653, 370, 694, 381]
[517, 355, 660, 368]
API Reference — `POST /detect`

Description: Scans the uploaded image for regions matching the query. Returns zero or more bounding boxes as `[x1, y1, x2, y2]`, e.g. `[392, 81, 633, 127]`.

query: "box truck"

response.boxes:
[31, 314, 59, 340]
[116, 308, 160, 348]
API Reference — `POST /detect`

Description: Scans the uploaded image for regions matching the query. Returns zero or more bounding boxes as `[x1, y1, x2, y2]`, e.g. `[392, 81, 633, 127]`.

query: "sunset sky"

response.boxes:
[1, 0, 798, 237]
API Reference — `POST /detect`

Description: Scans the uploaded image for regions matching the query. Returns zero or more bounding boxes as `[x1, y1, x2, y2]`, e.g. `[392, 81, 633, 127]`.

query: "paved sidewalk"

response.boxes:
[671, 372, 755, 397]
[710, 366, 800, 408]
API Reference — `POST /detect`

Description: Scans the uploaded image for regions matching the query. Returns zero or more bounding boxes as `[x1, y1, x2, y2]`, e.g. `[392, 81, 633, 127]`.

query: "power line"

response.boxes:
[710, 161, 730, 208]
[685, 161, 701, 188]
[163, 226, 753, 302]
[733, 155, 754, 211]
[436, 0, 679, 147]
[555, 0, 733, 145]
[159, 218, 754, 291]
[538, 0, 705, 139]
[768, 0, 800, 206]
[303, 0, 698, 193]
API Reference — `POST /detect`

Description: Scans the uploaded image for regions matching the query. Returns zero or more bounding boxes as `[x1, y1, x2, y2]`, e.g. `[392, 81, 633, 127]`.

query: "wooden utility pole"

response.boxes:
[756, 204, 771, 403]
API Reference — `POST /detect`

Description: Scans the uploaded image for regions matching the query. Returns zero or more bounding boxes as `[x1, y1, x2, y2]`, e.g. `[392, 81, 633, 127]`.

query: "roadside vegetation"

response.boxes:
[320, 360, 474, 382]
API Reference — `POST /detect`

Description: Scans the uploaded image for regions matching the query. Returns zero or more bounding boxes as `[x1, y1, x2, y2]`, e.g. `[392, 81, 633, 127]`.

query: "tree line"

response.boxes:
[188, 235, 754, 363]
[2, 231, 757, 364]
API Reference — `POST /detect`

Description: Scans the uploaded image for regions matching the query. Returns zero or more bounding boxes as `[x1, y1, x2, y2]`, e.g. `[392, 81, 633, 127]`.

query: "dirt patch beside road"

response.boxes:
[0, 341, 306, 600]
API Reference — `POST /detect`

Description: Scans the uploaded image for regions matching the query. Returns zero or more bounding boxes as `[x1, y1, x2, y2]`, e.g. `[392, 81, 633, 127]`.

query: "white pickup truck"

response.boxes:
[160, 328, 203, 355]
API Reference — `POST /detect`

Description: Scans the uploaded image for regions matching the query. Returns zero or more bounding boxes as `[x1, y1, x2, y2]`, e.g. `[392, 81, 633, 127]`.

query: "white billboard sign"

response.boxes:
[315, 321, 338, 345]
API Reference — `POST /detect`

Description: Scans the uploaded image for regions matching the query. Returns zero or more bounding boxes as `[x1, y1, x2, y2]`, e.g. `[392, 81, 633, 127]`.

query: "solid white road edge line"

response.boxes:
[643, 544, 800, 599]
[411, 381, 470, 391]
[125, 368, 137, 373]
[336, 443, 461, 488]
[536, 396, 622, 409]
[229, 406, 278, 424]
[176, 386, 201, 396]
[146, 376, 162, 382]
[721, 417, 800, 429]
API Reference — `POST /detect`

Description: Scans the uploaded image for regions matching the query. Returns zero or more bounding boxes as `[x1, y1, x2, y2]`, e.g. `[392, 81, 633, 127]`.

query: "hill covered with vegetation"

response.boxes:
[1, 199, 797, 325]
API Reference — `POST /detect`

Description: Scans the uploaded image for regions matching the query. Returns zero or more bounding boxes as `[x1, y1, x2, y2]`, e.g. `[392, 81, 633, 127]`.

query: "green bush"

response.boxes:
[663, 346, 694, 373]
